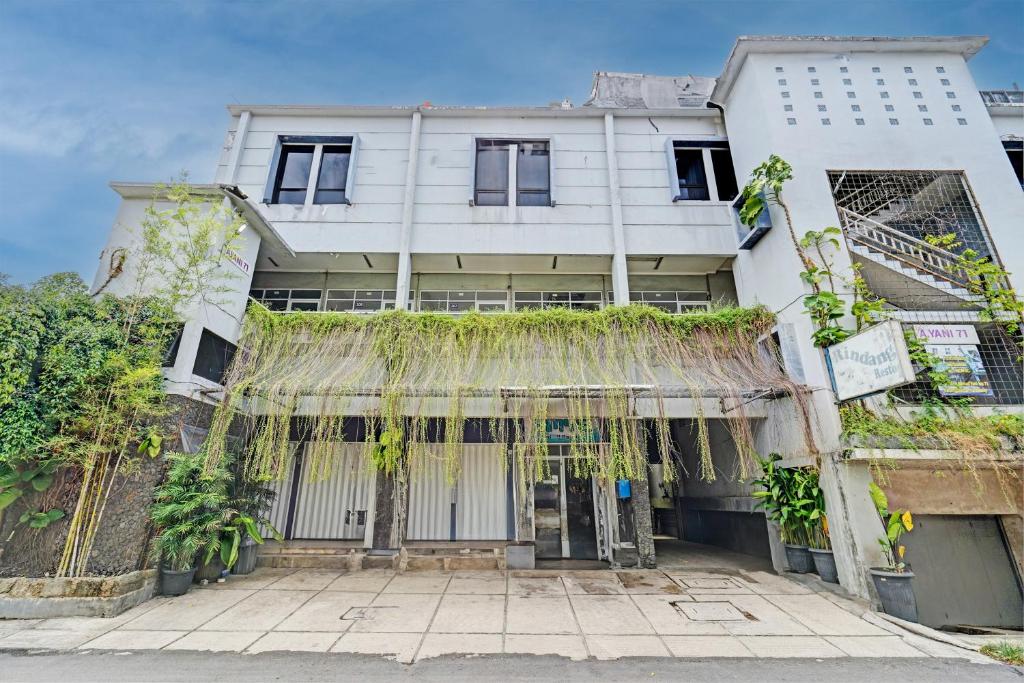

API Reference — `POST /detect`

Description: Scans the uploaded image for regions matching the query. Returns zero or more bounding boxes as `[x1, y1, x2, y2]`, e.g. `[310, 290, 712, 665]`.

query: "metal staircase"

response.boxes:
[837, 207, 983, 309]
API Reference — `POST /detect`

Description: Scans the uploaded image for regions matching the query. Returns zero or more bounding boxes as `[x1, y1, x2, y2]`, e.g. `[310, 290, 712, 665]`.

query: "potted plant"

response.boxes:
[868, 482, 917, 622]
[149, 451, 231, 595]
[227, 475, 282, 575]
[806, 470, 839, 584]
[752, 454, 815, 573]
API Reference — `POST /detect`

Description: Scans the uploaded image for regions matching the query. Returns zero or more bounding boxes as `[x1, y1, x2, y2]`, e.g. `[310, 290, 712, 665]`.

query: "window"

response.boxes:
[810, 78, 820, 86]
[840, 66, 849, 73]
[629, 291, 710, 313]
[192, 329, 236, 385]
[957, 118, 968, 126]
[781, 91, 790, 98]
[951, 104, 962, 112]
[880, 91, 890, 99]
[923, 118, 933, 126]
[876, 79, 885, 86]
[884, 104, 895, 112]
[817, 104, 827, 112]
[908, 79, 918, 86]
[710, 148, 739, 201]
[904, 66, 914, 74]
[473, 139, 550, 207]
[268, 136, 355, 205]
[1003, 141, 1023, 189]
[162, 324, 184, 368]
[940, 79, 950, 86]
[787, 117, 797, 125]
[821, 118, 831, 126]
[419, 290, 506, 313]
[936, 66, 946, 73]
[843, 78, 853, 85]
[913, 92, 923, 99]
[326, 289, 404, 312]
[889, 118, 900, 126]
[783, 104, 794, 112]
[946, 91, 956, 99]
[807, 66, 816, 73]
[847, 91, 857, 99]
[674, 149, 708, 200]
[514, 291, 602, 311]
[851, 104, 861, 112]
[775, 66, 784, 73]
[918, 104, 929, 112]
[813, 91, 823, 99]
[250, 288, 322, 312]
[855, 118, 865, 126]
[872, 67, 881, 73]
[778, 78, 787, 86]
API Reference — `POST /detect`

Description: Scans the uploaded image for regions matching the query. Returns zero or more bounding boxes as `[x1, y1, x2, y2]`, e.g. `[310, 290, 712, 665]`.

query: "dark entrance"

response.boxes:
[532, 457, 601, 560]
[566, 470, 598, 560]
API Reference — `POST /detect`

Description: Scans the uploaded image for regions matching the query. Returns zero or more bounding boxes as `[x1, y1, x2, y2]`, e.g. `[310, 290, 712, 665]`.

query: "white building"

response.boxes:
[94, 36, 1023, 628]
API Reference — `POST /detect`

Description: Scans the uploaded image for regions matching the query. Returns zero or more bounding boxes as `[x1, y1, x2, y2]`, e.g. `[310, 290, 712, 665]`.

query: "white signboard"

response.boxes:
[912, 325, 991, 397]
[826, 320, 916, 401]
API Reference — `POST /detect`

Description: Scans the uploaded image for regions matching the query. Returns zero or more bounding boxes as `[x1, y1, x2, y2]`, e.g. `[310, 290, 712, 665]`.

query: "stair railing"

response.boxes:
[837, 207, 974, 290]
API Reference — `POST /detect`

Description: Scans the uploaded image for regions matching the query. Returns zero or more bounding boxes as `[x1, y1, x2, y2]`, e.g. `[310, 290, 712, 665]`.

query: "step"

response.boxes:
[849, 244, 976, 299]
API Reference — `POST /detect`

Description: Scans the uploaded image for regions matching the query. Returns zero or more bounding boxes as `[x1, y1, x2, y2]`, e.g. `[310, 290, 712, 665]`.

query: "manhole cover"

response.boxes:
[671, 601, 750, 622]
[681, 578, 740, 590]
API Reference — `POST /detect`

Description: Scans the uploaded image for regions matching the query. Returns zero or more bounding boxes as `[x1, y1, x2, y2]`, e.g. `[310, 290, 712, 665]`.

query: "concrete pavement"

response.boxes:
[0, 565, 1000, 665]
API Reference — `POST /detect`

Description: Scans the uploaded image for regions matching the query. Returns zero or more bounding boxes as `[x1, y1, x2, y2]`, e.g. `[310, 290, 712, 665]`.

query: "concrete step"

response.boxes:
[849, 244, 976, 300]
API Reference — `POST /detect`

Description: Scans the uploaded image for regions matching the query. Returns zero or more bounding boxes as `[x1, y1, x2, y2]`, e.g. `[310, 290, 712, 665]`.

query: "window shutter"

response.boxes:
[468, 136, 478, 205]
[664, 137, 680, 202]
[344, 134, 360, 204]
[263, 138, 283, 203]
[548, 135, 558, 206]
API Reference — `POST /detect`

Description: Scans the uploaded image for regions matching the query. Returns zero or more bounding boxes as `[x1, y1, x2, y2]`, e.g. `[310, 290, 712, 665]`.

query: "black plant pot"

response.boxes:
[809, 548, 839, 584]
[870, 568, 918, 623]
[784, 544, 815, 573]
[161, 566, 197, 596]
[195, 557, 225, 583]
[233, 542, 259, 575]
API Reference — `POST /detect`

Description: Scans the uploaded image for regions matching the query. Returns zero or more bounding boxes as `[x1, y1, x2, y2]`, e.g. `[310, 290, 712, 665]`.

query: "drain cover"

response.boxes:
[671, 601, 749, 622]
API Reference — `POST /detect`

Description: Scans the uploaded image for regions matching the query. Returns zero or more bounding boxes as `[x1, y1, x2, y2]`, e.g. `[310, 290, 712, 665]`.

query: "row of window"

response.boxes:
[266, 135, 739, 207]
[249, 288, 712, 314]
[776, 65, 948, 74]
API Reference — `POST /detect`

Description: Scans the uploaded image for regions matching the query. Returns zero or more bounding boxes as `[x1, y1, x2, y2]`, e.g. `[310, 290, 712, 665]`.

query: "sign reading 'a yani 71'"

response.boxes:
[826, 320, 917, 401]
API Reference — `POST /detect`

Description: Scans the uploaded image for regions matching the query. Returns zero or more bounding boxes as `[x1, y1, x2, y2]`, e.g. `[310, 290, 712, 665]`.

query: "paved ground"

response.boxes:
[0, 564, 1001, 665]
[2, 649, 1021, 682]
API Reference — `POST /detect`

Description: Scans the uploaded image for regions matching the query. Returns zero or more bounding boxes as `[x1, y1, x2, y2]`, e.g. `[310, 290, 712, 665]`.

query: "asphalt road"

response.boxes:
[1, 650, 1021, 682]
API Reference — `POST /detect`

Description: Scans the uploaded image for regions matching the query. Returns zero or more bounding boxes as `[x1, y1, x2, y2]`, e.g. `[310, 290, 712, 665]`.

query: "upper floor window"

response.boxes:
[667, 141, 738, 202]
[473, 139, 550, 207]
[192, 329, 237, 385]
[266, 136, 357, 206]
[327, 289, 404, 312]
[250, 288, 322, 312]
[514, 291, 602, 311]
[420, 290, 508, 313]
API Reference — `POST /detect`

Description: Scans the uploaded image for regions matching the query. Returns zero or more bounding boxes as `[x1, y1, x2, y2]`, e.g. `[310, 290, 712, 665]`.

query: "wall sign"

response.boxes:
[224, 247, 251, 275]
[913, 325, 991, 397]
[545, 419, 601, 443]
[826, 320, 916, 401]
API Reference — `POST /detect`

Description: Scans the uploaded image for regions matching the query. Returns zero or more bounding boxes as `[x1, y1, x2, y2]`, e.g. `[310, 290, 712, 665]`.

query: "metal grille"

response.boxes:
[828, 171, 992, 258]
[892, 323, 1023, 406]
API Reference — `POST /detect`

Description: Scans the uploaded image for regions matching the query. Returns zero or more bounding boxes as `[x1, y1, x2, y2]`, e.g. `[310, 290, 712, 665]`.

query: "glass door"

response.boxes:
[533, 460, 563, 559]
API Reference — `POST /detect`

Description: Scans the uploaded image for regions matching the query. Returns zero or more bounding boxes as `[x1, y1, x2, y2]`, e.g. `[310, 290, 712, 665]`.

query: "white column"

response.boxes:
[396, 110, 422, 310]
[603, 113, 630, 305]
[223, 110, 251, 184]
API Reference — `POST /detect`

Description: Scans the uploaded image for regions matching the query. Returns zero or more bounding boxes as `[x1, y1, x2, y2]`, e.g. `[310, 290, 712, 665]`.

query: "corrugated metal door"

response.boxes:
[407, 445, 508, 541]
[457, 444, 507, 540]
[263, 441, 299, 539]
[901, 515, 1023, 629]
[407, 447, 451, 540]
[291, 443, 375, 540]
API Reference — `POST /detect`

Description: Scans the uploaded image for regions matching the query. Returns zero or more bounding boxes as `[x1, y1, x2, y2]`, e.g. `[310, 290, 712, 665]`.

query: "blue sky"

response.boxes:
[1, 0, 1021, 284]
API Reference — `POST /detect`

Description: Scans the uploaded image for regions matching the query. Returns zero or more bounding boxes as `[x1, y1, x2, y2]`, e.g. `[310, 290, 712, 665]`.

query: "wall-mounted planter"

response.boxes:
[733, 192, 773, 250]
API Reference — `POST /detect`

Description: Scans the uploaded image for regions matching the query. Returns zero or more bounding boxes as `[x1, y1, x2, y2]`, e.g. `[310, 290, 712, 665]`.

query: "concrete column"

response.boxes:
[223, 110, 251, 185]
[603, 113, 630, 305]
[395, 110, 422, 310]
[819, 452, 888, 600]
[631, 470, 657, 568]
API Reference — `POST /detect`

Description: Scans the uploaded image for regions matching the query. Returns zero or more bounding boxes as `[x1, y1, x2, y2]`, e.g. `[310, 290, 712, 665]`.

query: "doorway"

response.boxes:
[533, 456, 600, 560]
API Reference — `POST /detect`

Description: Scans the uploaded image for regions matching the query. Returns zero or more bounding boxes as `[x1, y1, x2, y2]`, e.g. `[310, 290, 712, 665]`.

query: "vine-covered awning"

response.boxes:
[206, 304, 812, 484]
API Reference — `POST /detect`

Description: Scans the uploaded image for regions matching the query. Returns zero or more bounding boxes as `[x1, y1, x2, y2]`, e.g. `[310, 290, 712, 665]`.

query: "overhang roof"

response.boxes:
[711, 35, 989, 103]
[224, 103, 718, 118]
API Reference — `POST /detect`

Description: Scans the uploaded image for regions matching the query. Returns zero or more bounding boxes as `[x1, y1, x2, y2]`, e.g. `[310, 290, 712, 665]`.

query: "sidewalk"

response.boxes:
[0, 566, 993, 663]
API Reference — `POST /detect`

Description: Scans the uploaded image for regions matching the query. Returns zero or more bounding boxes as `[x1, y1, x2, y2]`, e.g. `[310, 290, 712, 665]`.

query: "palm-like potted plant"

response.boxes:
[228, 476, 282, 575]
[149, 451, 231, 595]
[752, 454, 815, 573]
[868, 482, 918, 622]
[806, 470, 838, 583]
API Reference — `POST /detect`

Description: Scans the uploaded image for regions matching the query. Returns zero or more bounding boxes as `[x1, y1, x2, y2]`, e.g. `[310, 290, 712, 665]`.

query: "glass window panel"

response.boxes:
[478, 303, 507, 312]
[248, 289, 263, 298]
[357, 290, 383, 300]
[353, 300, 378, 311]
[710, 149, 739, 201]
[644, 291, 675, 301]
[289, 301, 319, 312]
[448, 300, 474, 313]
[475, 145, 509, 192]
[327, 290, 355, 300]
[317, 147, 350, 190]
[516, 301, 543, 311]
[514, 292, 542, 302]
[544, 292, 569, 302]
[274, 146, 314, 204]
[291, 290, 322, 299]
[476, 291, 506, 301]
[647, 301, 677, 313]
[382, 291, 397, 299]
[517, 142, 550, 189]
[275, 189, 307, 205]
[628, 292, 644, 302]
[678, 291, 710, 302]
[264, 299, 287, 311]
[516, 191, 550, 206]
[420, 301, 446, 312]
[574, 302, 600, 311]
[575, 292, 601, 301]
[314, 189, 346, 205]
[325, 300, 354, 311]
[264, 289, 289, 299]
[420, 291, 446, 301]
[674, 149, 709, 200]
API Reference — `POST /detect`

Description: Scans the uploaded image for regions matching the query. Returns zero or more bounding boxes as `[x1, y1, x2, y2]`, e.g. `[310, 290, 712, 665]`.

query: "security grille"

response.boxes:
[828, 170, 993, 258]
[893, 323, 1023, 406]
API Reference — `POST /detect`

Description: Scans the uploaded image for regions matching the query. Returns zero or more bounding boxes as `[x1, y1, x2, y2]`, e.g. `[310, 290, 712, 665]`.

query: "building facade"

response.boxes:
[94, 36, 1023, 628]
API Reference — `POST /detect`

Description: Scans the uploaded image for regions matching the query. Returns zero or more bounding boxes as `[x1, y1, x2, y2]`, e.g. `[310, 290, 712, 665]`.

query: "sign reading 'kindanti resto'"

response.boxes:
[826, 320, 917, 401]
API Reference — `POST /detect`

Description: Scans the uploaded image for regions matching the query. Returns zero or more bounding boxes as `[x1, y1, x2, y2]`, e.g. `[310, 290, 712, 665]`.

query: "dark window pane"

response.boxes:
[162, 324, 184, 368]
[516, 301, 543, 311]
[475, 144, 509, 205]
[289, 301, 319, 311]
[514, 292, 542, 302]
[517, 141, 550, 206]
[477, 291, 506, 301]
[574, 302, 600, 311]
[358, 290, 383, 300]
[315, 146, 350, 204]
[273, 145, 314, 204]
[248, 289, 263, 298]
[327, 290, 355, 300]
[516, 191, 550, 206]
[420, 301, 446, 311]
[326, 300, 354, 311]
[574, 292, 601, 301]
[192, 329, 237, 384]
[291, 290, 322, 299]
[675, 149, 709, 201]
[478, 303, 507, 312]
[544, 292, 569, 302]
[448, 300, 474, 313]
[263, 299, 288, 311]
[711, 149, 739, 201]
[647, 301, 677, 312]
[420, 291, 446, 301]
[353, 300, 378, 311]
